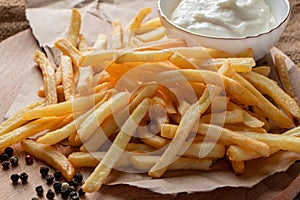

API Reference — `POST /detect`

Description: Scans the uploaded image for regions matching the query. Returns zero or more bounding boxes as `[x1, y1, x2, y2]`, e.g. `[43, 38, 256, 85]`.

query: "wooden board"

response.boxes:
[1, 29, 300, 200]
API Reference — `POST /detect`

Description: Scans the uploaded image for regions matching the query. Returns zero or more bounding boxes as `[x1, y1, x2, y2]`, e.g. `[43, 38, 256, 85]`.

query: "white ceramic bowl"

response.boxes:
[157, 0, 291, 60]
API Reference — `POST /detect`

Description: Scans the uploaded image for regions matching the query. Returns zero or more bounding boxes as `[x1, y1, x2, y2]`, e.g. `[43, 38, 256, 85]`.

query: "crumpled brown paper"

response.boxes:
[5, 0, 300, 195]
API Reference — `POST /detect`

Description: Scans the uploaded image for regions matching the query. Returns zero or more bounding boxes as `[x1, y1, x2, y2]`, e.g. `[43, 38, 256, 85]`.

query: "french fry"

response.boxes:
[68, 131, 82, 147]
[149, 88, 214, 178]
[55, 64, 62, 86]
[76, 66, 94, 96]
[82, 99, 150, 192]
[111, 20, 123, 50]
[252, 66, 271, 77]
[34, 50, 58, 104]
[131, 155, 212, 171]
[0, 117, 64, 151]
[140, 17, 162, 29]
[61, 55, 74, 100]
[93, 34, 108, 50]
[274, 54, 297, 102]
[200, 109, 244, 125]
[126, 7, 152, 30]
[241, 71, 300, 119]
[23, 90, 111, 120]
[0, 100, 44, 136]
[237, 48, 254, 58]
[38, 85, 64, 98]
[136, 27, 166, 43]
[21, 140, 75, 181]
[197, 124, 270, 156]
[230, 160, 245, 175]
[78, 34, 89, 52]
[78, 92, 130, 142]
[66, 8, 81, 47]
[134, 38, 187, 50]
[54, 38, 81, 67]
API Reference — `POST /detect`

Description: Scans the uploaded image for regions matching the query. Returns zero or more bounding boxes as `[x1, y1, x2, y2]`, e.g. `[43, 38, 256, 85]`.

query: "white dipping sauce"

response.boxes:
[170, 0, 277, 38]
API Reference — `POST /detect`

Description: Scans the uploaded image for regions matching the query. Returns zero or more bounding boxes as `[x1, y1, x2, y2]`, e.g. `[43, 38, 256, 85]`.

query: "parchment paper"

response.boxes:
[5, 0, 300, 195]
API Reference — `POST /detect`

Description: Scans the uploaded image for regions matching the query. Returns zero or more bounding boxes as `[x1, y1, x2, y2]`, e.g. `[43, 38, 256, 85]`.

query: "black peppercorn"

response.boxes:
[31, 196, 39, 200]
[61, 182, 70, 190]
[2, 160, 10, 170]
[4, 147, 14, 157]
[73, 173, 83, 183]
[46, 174, 54, 185]
[69, 191, 78, 198]
[25, 154, 34, 165]
[40, 166, 49, 178]
[60, 188, 70, 199]
[71, 196, 80, 200]
[78, 187, 85, 196]
[0, 153, 9, 162]
[53, 170, 62, 181]
[53, 181, 62, 193]
[10, 173, 19, 184]
[10, 156, 18, 166]
[35, 185, 44, 197]
[46, 189, 55, 200]
[69, 178, 79, 188]
[19, 172, 29, 184]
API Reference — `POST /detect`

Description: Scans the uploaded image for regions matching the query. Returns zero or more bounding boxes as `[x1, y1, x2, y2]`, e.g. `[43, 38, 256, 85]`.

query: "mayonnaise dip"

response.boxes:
[170, 0, 277, 38]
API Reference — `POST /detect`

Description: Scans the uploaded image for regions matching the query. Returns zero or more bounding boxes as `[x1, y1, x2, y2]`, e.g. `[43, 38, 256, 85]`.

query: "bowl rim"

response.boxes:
[157, 0, 291, 40]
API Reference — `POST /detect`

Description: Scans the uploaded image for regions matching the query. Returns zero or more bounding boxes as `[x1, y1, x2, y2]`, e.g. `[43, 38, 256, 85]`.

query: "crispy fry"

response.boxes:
[21, 140, 75, 181]
[76, 66, 94, 96]
[66, 8, 81, 47]
[200, 109, 244, 125]
[0, 100, 44, 136]
[140, 17, 162, 28]
[93, 34, 108, 50]
[241, 71, 300, 119]
[111, 20, 123, 50]
[78, 34, 89, 52]
[136, 27, 166, 42]
[274, 54, 297, 102]
[55, 64, 62, 86]
[34, 50, 58, 104]
[252, 66, 271, 77]
[126, 7, 152, 30]
[0, 117, 63, 151]
[230, 160, 245, 175]
[82, 99, 150, 192]
[149, 88, 214, 178]
[61, 55, 74, 100]
[54, 38, 81, 67]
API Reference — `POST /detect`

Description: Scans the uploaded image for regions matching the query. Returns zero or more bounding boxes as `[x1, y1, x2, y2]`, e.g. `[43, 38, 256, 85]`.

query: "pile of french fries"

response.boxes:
[1, 7, 300, 193]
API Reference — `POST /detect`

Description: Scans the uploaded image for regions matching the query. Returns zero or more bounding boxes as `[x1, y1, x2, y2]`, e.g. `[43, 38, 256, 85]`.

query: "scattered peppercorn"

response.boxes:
[0, 153, 9, 162]
[4, 147, 14, 157]
[69, 178, 79, 188]
[31, 196, 39, 200]
[60, 188, 70, 199]
[10, 173, 19, 184]
[78, 187, 85, 196]
[73, 173, 83, 183]
[53, 181, 62, 193]
[69, 191, 78, 198]
[53, 170, 62, 181]
[35, 185, 44, 197]
[19, 172, 28, 184]
[25, 154, 34, 165]
[61, 182, 70, 190]
[46, 174, 54, 185]
[9, 156, 18, 166]
[40, 166, 49, 178]
[2, 160, 10, 170]
[46, 189, 55, 200]
[71, 196, 80, 200]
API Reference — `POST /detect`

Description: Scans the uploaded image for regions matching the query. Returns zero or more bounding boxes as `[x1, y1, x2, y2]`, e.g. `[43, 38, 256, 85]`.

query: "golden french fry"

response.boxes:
[54, 38, 81, 67]
[252, 66, 271, 77]
[223, 124, 267, 133]
[34, 50, 58, 104]
[93, 34, 108, 50]
[82, 98, 150, 192]
[38, 85, 64, 98]
[149, 88, 214, 178]
[0, 117, 63, 151]
[66, 8, 81, 47]
[126, 143, 156, 153]
[21, 140, 75, 181]
[131, 155, 212, 171]
[78, 34, 89, 52]
[274, 54, 297, 102]
[68, 132, 82, 147]
[241, 71, 300, 119]
[0, 100, 44, 136]
[23, 90, 111, 120]
[197, 124, 270, 156]
[61, 55, 74, 100]
[200, 109, 244, 125]
[230, 160, 245, 175]
[55, 64, 62, 86]
[237, 48, 254, 58]
[78, 92, 130, 142]
[136, 27, 166, 43]
[126, 7, 152, 30]
[140, 17, 162, 29]
[134, 38, 187, 50]
[76, 66, 94, 96]
[111, 20, 123, 50]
